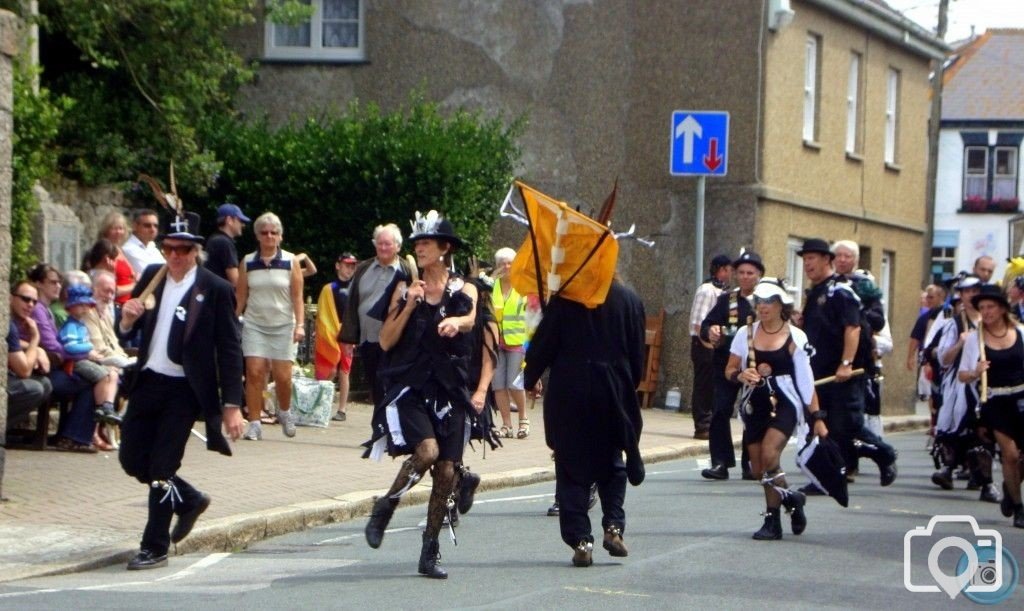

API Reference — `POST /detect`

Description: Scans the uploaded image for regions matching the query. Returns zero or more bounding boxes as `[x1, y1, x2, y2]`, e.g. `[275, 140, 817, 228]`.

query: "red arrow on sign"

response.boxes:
[703, 137, 722, 171]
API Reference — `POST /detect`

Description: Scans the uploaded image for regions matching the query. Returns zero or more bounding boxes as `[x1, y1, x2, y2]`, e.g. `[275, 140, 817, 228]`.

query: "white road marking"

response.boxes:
[315, 526, 421, 546]
[156, 552, 230, 581]
[563, 585, 651, 598]
[0, 588, 62, 599]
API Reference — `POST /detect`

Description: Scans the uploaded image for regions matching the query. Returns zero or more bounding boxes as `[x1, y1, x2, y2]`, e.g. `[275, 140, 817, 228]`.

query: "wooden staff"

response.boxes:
[404, 254, 423, 305]
[814, 368, 866, 387]
[746, 315, 755, 371]
[137, 265, 168, 310]
[978, 321, 988, 403]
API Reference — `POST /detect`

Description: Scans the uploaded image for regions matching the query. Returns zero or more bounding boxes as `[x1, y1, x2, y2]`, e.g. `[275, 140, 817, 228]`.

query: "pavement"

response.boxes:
[0, 398, 929, 584]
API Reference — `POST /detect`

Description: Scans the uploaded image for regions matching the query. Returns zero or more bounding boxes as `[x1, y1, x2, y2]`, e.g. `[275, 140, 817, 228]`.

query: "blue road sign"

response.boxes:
[670, 110, 729, 176]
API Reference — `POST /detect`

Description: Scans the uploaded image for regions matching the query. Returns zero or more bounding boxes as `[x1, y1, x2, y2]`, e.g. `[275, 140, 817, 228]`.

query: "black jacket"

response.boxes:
[125, 264, 243, 456]
[524, 282, 646, 483]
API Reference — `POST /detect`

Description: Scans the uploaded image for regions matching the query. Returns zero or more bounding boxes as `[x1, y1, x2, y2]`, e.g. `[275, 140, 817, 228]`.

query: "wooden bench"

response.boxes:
[637, 309, 665, 409]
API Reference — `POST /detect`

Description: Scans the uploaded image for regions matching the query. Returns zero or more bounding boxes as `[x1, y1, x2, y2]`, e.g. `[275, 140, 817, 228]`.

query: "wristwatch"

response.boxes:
[841, 359, 852, 367]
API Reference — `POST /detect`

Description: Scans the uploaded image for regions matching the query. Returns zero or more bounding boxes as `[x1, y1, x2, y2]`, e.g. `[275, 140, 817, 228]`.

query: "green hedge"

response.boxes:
[199, 98, 523, 289]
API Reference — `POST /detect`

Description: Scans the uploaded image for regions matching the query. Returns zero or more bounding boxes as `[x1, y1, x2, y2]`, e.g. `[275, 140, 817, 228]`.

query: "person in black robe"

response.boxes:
[524, 280, 646, 567]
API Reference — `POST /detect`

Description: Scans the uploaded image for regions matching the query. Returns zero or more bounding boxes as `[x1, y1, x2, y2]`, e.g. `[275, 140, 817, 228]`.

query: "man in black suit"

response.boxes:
[117, 211, 244, 570]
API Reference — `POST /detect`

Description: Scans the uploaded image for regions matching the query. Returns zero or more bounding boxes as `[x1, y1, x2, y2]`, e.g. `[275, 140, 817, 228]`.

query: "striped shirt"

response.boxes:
[243, 249, 296, 329]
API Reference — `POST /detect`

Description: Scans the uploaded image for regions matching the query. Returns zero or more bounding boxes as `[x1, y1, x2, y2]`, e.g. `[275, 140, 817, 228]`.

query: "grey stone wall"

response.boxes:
[0, 9, 21, 498]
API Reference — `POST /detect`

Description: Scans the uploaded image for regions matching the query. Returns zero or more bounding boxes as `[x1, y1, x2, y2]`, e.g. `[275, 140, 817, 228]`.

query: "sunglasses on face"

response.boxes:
[139, 222, 159, 229]
[161, 244, 195, 256]
[13, 294, 37, 305]
[259, 230, 280, 236]
[753, 296, 783, 306]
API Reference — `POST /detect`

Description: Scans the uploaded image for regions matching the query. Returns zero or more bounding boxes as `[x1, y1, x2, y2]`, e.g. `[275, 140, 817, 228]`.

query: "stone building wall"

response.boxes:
[0, 8, 21, 497]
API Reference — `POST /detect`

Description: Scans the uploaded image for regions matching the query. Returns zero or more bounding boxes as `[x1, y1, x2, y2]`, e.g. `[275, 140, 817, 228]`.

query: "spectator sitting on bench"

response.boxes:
[7, 281, 52, 439]
[83, 270, 136, 370]
[58, 283, 122, 429]
[25, 263, 102, 453]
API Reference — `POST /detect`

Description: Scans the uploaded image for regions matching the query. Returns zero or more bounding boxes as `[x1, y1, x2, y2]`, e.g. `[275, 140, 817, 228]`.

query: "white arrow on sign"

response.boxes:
[674, 115, 702, 164]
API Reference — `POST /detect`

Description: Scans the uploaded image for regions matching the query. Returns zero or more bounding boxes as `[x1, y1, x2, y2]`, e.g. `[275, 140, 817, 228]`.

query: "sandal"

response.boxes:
[499, 426, 514, 439]
[55, 437, 98, 454]
[517, 418, 530, 439]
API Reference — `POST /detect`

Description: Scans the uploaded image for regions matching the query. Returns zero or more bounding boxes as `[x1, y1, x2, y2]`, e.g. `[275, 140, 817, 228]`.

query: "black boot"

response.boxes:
[979, 483, 1001, 504]
[1014, 505, 1024, 530]
[752, 508, 782, 540]
[456, 467, 480, 515]
[1001, 483, 1015, 518]
[365, 496, 398, 549]
[931, 466, 954, 490]
[418, 533, 447, 579]
[782, 491, 807, 535]
[701, 464, 729, 480]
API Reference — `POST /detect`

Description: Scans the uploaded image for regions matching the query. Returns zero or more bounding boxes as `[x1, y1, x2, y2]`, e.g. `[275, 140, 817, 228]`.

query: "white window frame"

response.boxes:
[803, 35, 819, 143]
[845, 52, 861, 154]
[993, 146, 1018, 201]
[264, 0, 365, 62]
[884, 68, 900, 164]
[880, 251, 893, 321]
[963, 146, 989, 200]
[786, 237, 806, 310]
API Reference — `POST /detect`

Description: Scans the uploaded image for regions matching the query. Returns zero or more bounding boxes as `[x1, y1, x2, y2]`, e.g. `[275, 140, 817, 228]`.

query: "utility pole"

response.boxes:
[922, 0, 950, 286]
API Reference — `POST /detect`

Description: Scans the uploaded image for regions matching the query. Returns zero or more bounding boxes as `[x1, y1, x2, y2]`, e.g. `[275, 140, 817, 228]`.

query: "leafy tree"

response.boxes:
[9, 59, 72, 280]
[200, 96, 524, 288]
[28, 0, 311, 191]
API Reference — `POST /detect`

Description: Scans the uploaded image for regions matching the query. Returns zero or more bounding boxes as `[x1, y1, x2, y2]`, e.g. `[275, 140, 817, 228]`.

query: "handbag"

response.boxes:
[290, 376, 335, 428]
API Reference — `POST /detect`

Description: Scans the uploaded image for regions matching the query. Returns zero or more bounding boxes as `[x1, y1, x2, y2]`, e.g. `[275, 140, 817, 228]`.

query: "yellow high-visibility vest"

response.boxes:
[492, 278, 528, 346]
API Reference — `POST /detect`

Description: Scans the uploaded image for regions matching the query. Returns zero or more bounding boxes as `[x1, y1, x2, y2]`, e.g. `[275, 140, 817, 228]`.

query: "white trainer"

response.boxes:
[279, 409, 297, 438]
[243, 420, 262, 441]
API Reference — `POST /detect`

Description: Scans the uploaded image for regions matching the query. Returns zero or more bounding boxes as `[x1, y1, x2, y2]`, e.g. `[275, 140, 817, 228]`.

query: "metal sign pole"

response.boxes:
[695, 175, 705, 283]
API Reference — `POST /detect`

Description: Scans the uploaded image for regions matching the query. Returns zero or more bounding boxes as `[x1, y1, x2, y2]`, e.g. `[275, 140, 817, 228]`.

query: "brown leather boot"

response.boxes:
[602, 525, 628, 557]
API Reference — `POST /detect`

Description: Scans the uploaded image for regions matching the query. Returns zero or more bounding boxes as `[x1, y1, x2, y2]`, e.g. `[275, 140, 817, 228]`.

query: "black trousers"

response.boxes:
[555, 456, 626, 547]
[359, 341, 386, 406]
[119, 370, 203, 555]
[817, 378, 866, 471]
[709, 374, 740, 468]
[690, 337, 715, 433]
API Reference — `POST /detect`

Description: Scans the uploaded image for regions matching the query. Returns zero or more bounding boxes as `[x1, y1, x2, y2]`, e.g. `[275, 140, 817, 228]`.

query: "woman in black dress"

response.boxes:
[362, 211, 479, 578]
[725, 278, 828, 540]
[959, 284, 1024, 528]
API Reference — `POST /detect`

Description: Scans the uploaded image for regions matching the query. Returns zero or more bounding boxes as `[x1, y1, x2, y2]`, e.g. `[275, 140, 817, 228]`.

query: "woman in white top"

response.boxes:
[726, 278, 827, 541]
[236, 212, 304, 441]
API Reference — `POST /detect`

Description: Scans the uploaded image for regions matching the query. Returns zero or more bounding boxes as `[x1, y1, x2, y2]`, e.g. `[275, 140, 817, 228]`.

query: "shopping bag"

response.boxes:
[290, 376, 335, 428]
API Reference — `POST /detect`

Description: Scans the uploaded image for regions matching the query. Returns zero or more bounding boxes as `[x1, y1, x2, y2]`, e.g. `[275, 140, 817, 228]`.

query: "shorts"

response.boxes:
[339, 347, 353, 374]
[493, 348, 525, 390]
[385, 386, 467, 462]
[981, 393, 1024, 447]
[73, 359, 110, 384]
[741, 389, 798, 446]
[242, 321, 296, 362]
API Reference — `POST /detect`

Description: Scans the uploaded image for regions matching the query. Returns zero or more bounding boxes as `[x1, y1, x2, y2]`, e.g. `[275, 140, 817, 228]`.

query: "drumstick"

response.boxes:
[814, 368, 866, 386]
[138, 265, 168, 310]
[978, 321, 988, 403]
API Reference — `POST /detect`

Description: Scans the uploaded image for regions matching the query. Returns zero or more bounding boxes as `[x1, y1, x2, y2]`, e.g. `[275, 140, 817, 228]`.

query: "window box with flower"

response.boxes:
[962, 195, 988, 212]
[991, 197, 1020, 213]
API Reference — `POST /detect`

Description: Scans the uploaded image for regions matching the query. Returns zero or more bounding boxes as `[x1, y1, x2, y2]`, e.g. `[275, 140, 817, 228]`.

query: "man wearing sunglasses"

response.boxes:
[7, 282, 52, 436]
[117, 212, 244, 571]
[122, 209, 166, 277]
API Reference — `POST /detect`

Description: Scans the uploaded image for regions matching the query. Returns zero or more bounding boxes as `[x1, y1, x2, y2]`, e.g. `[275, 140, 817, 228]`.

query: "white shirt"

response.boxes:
[144, 265, 197, 377]
[122, 234, 166, 277]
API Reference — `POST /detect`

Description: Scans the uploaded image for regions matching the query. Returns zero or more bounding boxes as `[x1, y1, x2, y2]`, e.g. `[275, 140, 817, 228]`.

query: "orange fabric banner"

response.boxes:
[510, 181, 618, 309]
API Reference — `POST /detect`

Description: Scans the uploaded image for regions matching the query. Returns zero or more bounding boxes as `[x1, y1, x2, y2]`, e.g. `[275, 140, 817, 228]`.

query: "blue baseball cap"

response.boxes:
[216, 203, 251, 223]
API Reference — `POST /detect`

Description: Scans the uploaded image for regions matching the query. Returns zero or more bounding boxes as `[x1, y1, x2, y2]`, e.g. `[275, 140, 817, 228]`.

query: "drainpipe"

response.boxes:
[922, 0, 949, 286]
